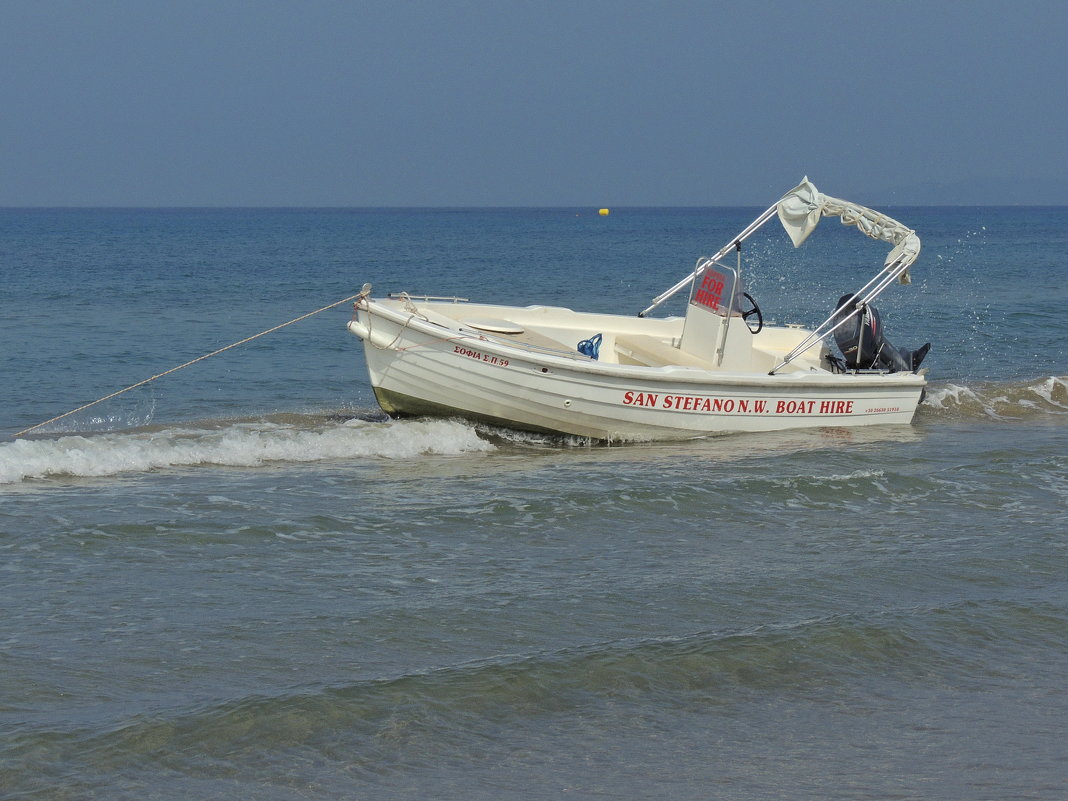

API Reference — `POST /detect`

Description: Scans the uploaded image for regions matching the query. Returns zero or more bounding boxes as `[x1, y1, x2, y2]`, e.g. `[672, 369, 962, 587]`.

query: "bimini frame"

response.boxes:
[637, 178, 922, 375]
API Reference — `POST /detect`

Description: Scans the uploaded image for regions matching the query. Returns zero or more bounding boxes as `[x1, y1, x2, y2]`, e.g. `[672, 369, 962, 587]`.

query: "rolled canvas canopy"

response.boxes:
[776, 177, 921, 283]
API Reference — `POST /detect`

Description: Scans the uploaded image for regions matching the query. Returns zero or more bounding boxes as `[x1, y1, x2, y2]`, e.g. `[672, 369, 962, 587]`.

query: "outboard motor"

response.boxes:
[832, 294, 930, 373]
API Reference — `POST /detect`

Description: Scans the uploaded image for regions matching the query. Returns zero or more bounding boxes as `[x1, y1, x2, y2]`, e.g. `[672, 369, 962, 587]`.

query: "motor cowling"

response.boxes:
[832, 294, 929, 373]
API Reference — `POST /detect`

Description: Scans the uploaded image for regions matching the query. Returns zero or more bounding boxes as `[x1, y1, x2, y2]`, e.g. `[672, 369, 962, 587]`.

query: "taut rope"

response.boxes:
[14, 288, 371, 438]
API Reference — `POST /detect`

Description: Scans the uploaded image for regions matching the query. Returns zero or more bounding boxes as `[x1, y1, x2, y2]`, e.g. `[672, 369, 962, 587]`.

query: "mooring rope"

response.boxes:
[14, 289, 371, 438]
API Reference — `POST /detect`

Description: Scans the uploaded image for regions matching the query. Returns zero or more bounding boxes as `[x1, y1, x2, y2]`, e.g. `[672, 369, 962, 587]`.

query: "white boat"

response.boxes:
[347, 178, 931, 441]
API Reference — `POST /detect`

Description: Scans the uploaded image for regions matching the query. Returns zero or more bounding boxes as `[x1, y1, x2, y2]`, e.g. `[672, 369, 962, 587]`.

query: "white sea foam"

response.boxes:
[922, 376, 1068, 420]
[822, 469, 886, 482]
[771, 469, 886, 489]
[0, 417, 495, 485]
[1027, 376, 1068, 409]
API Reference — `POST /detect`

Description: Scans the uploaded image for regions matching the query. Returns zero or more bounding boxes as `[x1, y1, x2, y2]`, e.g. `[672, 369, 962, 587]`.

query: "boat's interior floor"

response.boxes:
[396, 299, 831, 372]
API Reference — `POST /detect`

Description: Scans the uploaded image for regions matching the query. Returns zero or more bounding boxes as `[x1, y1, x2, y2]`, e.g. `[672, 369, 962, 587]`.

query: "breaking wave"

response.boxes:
[0, 415, 495, 485]
[6, 376, 1064, 486]
[920, 375, 1068, 421]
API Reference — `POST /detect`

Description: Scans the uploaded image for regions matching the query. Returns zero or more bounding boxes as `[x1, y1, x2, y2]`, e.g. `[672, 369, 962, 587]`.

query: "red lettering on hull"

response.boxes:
[453, 345, 509, 368]
[622, 391, 660, 407]
[621, 392, 858, 416]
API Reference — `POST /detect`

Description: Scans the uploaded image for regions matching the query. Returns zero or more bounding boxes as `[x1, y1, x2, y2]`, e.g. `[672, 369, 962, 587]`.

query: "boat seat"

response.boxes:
[615, 334, 715, 369]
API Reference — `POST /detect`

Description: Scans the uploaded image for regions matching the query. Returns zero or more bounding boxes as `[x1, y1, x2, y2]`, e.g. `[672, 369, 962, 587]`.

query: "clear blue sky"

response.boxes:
[2, 0, 1065, 206]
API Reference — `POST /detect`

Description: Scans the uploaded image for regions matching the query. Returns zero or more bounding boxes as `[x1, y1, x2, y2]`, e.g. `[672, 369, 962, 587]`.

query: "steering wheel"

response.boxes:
[740, 292, 763, 334]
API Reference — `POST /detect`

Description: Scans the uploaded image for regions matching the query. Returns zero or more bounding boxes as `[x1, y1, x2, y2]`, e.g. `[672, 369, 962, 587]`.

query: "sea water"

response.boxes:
[1, 207, 1066, 800]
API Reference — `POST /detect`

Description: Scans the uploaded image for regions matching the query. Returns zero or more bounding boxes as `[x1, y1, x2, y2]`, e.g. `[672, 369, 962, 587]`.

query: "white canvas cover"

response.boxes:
[776, 177, 920, 283]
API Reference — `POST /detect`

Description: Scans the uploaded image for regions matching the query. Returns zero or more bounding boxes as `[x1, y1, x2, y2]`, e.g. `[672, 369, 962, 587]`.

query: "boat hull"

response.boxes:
[348, 307, 925, 441]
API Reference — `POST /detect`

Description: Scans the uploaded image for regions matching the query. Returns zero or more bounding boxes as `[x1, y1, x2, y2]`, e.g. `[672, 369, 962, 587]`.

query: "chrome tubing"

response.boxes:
[639, 203, 779, 317]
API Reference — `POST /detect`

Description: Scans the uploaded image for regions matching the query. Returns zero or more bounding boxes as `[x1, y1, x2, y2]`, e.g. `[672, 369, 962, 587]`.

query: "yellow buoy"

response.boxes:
[598, 208, 610, 216]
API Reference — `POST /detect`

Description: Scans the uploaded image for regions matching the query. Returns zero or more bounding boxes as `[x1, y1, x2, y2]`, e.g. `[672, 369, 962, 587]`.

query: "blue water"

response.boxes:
[2, 207, 1067, 799]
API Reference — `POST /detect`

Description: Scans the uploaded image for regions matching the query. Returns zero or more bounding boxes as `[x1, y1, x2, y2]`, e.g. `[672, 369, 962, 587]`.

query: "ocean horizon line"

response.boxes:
[3, 202, 1067, 211]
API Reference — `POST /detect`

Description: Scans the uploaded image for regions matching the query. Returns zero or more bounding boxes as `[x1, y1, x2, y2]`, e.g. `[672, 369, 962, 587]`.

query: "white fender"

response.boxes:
[347, 319, 369, 339]
[347, 319, 398, 350]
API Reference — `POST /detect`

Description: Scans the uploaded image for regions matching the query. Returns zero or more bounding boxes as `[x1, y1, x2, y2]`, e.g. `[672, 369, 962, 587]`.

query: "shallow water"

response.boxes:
[2, 207, 1066, 799]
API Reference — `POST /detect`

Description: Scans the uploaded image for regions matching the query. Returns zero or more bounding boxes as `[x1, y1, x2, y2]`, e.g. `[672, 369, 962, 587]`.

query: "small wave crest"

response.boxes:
[921, 375, 1068, 421]
[0, 415, 494, 485]
[13, 598, 1063, 778]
